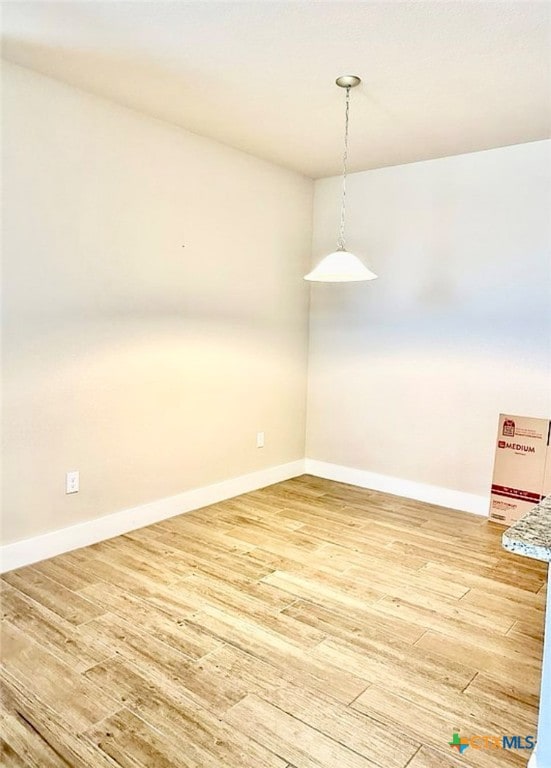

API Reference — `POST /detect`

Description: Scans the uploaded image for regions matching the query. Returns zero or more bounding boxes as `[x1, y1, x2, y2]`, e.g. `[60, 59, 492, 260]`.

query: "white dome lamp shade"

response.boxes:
[304, 249, 378, 282]
[305, 75, 378, 283]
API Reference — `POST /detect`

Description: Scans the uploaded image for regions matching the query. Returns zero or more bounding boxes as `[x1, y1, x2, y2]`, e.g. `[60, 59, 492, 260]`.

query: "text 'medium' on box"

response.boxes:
[489, 413, 551, 526]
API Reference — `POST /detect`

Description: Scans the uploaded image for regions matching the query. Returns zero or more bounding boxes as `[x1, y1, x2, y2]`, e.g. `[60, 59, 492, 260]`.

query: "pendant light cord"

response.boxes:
[337, 85, 351, 251]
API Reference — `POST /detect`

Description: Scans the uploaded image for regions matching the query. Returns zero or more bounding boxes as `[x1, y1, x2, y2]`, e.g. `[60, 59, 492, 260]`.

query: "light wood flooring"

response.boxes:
[1, 475, 547, 768]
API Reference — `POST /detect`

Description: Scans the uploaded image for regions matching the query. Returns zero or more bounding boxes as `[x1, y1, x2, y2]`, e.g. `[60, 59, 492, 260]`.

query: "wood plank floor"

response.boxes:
[1, 475, 547, 768]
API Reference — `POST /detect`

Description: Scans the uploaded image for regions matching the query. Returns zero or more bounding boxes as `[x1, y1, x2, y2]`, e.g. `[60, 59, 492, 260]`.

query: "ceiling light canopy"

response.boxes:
[304, 75, 378, 284]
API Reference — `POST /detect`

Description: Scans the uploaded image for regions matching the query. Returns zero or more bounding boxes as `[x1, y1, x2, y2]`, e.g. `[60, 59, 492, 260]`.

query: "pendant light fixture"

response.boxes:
[305, 75, 378, 283]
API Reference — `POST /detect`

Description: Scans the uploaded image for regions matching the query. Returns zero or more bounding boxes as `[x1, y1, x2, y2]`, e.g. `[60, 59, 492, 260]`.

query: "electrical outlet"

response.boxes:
[256, 431, 265, 448]
[66, 471, 79, 494]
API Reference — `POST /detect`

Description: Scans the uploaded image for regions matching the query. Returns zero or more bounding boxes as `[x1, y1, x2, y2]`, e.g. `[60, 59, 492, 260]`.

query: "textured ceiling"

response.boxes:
[2, 1, 550, 178]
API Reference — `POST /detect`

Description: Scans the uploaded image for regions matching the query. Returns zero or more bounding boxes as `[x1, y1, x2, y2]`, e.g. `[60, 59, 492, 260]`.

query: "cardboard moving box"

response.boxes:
[489, 413, 551, 526]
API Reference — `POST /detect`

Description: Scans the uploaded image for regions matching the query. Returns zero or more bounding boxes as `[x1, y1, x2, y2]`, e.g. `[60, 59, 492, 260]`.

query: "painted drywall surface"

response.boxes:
[4, 2, 550, 177]
[306, 141, 551, 497]
[1, 62, 313, 545]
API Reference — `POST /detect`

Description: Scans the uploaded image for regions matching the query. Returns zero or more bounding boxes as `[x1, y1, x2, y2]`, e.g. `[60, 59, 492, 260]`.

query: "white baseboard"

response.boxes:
[1, 458, 489, 573]
[0, 460, 305, 573]
[304, 459, 488, 516]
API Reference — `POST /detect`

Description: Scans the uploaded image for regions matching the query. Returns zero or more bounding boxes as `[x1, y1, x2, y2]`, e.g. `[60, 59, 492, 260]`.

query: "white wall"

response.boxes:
[3, 59, 549, 550]
[306, 141, 551, 497]
[1, 62, 313, 545]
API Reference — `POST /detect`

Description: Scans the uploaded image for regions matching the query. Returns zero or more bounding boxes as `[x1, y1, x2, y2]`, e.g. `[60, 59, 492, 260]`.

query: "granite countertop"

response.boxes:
[502, 495, 551, 563]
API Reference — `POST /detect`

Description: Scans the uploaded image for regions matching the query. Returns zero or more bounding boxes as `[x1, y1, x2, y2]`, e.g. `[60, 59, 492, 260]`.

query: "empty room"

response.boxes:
[1, 2, 551, 767]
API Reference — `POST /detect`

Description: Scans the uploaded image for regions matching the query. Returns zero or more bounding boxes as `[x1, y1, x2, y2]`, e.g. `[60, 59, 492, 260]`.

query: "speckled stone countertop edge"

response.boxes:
[502, 495, 551, 563]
